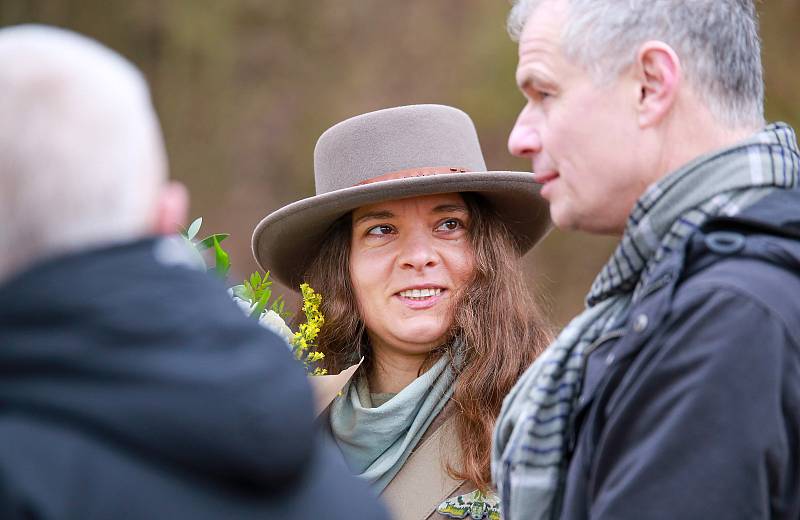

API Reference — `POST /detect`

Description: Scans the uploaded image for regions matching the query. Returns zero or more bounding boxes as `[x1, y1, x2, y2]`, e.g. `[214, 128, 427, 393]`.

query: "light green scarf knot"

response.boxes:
[330, 354, 454, 492]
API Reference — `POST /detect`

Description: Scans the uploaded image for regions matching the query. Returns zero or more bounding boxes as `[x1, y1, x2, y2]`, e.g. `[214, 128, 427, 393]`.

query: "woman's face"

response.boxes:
[349, 193, 475, 359]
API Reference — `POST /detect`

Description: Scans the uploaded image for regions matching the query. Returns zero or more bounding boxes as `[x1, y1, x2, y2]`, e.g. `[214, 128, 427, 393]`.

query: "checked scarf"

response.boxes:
[491, 123, 800, 520]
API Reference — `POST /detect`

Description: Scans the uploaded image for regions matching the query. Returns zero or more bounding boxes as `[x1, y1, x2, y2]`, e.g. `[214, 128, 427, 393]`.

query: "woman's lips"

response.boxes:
[394, 288, 447, 310]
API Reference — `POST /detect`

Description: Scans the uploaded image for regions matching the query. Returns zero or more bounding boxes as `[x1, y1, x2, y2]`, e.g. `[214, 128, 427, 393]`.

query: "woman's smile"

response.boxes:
[394, 286, 447, 309]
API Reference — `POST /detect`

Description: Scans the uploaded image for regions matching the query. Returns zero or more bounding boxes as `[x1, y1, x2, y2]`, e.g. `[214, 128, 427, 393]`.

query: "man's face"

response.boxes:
[508, 0, 646, 234]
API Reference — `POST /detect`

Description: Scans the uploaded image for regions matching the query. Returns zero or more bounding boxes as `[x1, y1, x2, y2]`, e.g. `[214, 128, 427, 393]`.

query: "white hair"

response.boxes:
[508, 0, 764, 128]
[0, 25, 167, 280]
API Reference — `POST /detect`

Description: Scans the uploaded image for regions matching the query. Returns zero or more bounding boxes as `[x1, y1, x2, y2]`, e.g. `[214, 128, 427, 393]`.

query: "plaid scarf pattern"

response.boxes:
[492, 123, 800, 520]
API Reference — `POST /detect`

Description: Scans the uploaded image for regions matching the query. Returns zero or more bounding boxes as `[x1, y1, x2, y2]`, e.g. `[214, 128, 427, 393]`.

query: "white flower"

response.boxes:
[231, 294, 254, 315]
[258, 310, 295, 346]
[230, 293, 294, 347]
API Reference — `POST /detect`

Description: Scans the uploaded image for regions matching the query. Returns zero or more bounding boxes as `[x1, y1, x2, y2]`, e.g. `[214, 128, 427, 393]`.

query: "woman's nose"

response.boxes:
[398, 232, 438, 271]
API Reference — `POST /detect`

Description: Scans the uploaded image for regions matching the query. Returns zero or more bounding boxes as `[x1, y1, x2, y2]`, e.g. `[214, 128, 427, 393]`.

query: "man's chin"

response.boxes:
[549, 204, 581, 231]
[551, 204, 626, 235]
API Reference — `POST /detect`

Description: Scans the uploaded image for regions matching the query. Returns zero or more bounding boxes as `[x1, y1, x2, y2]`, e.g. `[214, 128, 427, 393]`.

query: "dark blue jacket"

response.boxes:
[0, 238, 388, 520]
[561, 189, 800, 519]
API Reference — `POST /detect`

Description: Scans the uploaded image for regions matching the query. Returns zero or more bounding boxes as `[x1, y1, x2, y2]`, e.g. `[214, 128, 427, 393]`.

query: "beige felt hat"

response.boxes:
[252, 104, 550, 288]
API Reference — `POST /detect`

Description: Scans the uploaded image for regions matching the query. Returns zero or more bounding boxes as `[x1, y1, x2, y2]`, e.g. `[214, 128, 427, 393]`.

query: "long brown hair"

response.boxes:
[301, 193, 552, 492]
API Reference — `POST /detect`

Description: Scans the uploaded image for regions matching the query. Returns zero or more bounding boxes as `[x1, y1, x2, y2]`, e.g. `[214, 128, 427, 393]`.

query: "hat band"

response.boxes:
[357, 166, 471, 186]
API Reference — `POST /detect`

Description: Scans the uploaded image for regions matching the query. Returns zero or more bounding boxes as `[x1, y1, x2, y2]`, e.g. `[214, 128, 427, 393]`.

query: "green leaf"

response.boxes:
[271, 295, 290, 319]
[186, 217, 203, 240]
[213, 236, 230, 278]
[261, 271, 273, 289]
[241, 281, 256, 303]
[249, 271, 273, 300]
[196, 233, 230, 251]
[250, 287, 272, 319]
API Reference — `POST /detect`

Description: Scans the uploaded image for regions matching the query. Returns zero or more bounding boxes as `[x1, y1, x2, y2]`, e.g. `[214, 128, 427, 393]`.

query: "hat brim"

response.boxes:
[252, 171, 551, 288]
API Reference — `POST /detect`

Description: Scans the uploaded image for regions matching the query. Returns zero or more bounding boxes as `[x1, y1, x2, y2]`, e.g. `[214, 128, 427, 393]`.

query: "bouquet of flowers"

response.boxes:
[181, 217, 326, 375]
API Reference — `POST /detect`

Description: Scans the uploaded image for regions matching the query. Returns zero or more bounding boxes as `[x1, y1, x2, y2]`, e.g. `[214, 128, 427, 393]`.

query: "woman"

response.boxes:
[252, 104, 552, 519]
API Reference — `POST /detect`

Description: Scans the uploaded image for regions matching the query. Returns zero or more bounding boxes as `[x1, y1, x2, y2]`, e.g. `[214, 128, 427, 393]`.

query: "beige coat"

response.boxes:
[381, 402, 480, 520]
[323, 398, 496, 520]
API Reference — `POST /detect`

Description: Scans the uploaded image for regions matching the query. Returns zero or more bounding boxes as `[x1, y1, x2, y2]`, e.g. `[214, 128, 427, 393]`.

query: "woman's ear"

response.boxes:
[634, 41, 682, 128]
[152, 181, 189, 235]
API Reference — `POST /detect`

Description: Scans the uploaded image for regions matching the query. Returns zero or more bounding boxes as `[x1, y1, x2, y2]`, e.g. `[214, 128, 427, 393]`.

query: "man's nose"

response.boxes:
[398, 231, 438, 271]
[508, 105, 542, 159]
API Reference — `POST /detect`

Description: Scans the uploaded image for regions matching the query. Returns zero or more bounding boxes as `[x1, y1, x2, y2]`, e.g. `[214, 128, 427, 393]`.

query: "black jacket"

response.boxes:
[0, 238, 388, 520]
[561, 189, 800, 519]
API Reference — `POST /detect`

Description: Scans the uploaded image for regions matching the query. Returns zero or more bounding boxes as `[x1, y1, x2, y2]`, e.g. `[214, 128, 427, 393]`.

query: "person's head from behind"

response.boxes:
[253, 104, 552, 490]
[506, 0, 764, 234]
[0, 25, 187, 282]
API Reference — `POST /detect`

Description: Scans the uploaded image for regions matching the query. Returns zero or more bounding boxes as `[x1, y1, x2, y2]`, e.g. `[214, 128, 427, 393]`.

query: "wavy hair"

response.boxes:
[301, 193, 552, 492]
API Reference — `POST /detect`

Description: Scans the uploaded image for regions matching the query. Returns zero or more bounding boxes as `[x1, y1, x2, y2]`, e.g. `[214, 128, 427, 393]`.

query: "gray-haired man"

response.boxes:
[0, 25, 387, 519]
[493, 1, 800, 519]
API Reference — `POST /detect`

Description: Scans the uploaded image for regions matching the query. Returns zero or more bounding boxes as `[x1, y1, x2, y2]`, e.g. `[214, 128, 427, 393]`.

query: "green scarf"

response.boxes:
[330, 354, 454, 492]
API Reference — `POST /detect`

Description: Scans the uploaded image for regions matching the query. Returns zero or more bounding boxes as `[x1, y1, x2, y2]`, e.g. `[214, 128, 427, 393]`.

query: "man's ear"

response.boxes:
[634, 41, 681, 128]
[152, 181, 189, 235]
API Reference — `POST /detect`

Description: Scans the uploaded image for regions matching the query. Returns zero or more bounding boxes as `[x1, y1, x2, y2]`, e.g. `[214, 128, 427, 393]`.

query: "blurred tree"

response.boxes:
[1, 0, 797, 325]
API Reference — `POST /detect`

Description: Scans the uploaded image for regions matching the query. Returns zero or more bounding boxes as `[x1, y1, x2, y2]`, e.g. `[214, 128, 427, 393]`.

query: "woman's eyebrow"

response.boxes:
[353, 210, 394, 226]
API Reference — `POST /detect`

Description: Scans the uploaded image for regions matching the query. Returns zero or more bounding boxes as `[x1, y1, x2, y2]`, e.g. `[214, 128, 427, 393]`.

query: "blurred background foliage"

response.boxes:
[2, 0, 798, 326]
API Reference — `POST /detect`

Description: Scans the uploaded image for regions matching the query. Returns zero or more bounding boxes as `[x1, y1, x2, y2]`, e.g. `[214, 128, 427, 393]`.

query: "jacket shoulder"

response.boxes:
[676, 237, 800, 350]
[0, 416, 390, 520]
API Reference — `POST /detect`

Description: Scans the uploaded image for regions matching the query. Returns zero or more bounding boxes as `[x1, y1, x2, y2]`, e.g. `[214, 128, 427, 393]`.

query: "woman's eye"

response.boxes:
[435, 219, 463, 232]
[366, 224, 394, 236]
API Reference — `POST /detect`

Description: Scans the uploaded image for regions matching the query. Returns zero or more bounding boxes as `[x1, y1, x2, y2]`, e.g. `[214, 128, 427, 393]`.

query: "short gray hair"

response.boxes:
[508, 0, 764, 128]
[0, 25, 167, 280]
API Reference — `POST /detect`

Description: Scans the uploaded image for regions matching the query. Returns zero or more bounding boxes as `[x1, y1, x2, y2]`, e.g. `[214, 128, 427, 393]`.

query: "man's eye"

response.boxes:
[524, 88, 552, 103]
[435, 219, 463, 232]
[367, 224, 394, 236]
